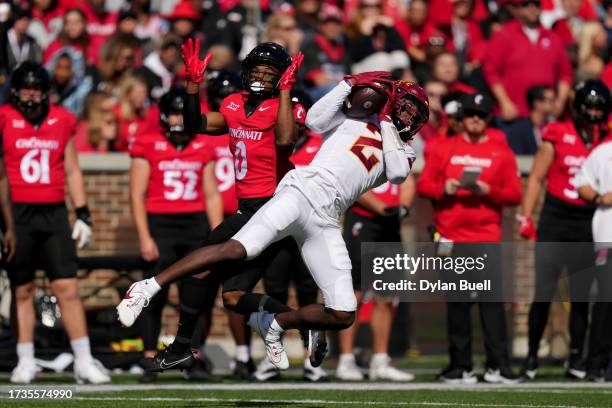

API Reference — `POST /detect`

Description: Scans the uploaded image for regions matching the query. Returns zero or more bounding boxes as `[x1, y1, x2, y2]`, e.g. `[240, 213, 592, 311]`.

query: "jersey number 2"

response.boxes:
[350, 136, 382, 172]
[21, 149, 50, 184]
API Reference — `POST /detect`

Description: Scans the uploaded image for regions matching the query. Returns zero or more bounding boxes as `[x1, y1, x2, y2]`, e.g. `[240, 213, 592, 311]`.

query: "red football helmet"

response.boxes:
[390, 80, 430, 140]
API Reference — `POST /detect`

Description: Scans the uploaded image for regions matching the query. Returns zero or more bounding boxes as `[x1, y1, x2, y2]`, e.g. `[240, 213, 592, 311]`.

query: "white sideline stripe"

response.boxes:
[73, 396, 593, 408]
[70, 382, 612, 392]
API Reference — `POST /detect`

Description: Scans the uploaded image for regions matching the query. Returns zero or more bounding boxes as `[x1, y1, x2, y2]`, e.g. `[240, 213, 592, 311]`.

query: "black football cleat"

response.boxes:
[308, 330, 328, 368]
[142, 345, 196, 373]
[232, 359, 256, 380]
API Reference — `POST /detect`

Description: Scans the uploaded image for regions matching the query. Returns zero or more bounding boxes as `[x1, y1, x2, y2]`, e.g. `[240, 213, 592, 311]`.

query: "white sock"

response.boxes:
[70, 336, 92, 363]
[17, 342, 34, 363]
[371, 353, 389, 367]
[304, 358, 314, 369]
[235, 345, 250, 363]
[270, 318, 284, 333]
[143, 278, 161, 297]
[339, 353, 355, 365]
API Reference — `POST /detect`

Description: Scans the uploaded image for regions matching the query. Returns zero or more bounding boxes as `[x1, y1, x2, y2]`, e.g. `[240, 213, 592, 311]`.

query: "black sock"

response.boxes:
[234, 293, 293, 315]
[171, 304, 199, 354]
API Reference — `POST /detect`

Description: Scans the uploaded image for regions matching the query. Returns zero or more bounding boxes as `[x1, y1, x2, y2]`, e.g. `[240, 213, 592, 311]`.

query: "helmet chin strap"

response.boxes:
[19, 100, 48, 126]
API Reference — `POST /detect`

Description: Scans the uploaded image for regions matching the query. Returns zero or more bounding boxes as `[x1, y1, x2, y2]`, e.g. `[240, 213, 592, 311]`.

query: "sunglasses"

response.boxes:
[518, 0, 541, 7]
[463, 110, 489, 120]
[360, 3, 382, 9]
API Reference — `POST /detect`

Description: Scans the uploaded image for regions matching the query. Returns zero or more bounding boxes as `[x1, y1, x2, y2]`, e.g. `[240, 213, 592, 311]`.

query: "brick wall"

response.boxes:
[69, 154, 567, 357]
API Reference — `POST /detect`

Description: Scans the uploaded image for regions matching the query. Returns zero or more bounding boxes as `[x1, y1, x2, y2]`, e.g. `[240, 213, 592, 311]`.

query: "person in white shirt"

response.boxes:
[116, 72, 429, 371]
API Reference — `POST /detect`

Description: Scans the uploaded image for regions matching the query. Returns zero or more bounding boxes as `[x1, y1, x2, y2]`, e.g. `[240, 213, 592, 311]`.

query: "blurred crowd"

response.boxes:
[0, 0, 610, 154]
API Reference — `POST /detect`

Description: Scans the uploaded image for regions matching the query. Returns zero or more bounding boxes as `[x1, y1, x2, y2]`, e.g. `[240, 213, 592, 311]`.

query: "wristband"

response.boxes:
[75, 206, 92, 226]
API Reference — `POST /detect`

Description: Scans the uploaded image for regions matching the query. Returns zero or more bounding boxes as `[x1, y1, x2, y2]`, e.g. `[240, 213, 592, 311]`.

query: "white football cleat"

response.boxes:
[116, 281, 151, 327]
[10, 360, 39, 384]
[369, 357, 415, 381]
[304, 359, 329, 382]
[247, 311, 289, 370]
[74, 358, 111, 384]
[253, 357, 281, 381]
[335, 357, 364, 381]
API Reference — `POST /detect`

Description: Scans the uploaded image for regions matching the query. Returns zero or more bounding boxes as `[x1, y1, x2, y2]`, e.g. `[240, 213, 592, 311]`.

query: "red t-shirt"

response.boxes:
[219, 93, 289, 199]
[417, 132, 522, 242]
[130, 133, 214, 214]
[542, 121, 599, 207]
[0, 105, 76, 203]
[113, 105, 160, 152]
[204, 135, 238, 215]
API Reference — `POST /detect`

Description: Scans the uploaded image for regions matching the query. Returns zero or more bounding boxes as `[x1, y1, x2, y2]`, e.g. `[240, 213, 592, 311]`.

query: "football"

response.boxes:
[345, 86, 388, 118]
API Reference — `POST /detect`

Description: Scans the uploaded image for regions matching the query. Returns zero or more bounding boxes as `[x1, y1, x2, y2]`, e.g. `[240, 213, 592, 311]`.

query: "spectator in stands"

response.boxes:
[46, 49, 93, 115]
[81, 0, 118, 55]
[165, 0, 202, 42]
[419, 79, 449, 143]
[295, 0, 322, 39]
[443, 96, 463, 137]
[133, 0, 168, 42]
[206, 44, 238, 71]
[2, 4, 42, 73]
[113, 75, 159, 152]
[483, 0, 572, 125]
[261, 13, 303, 55]
[74, 90, 118, 152]
[504, 85, 555, 155]
[28, 0, 67, 49]
[300, 4, 352, 101]
[135, 35, 181, 101]
[43, 9, 96, 66]
[398, 0, 431, 67]
[91, 33, 139, 97]
[346, 0, 409, 75]
[211, 0, 268, 60]
[417, 92, 522, 384]
[431, 51, 475, 94]
[449, 0, 487, 70]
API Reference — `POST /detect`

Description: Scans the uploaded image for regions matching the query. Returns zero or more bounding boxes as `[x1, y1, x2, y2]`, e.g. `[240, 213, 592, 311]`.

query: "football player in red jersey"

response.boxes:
[121, 39, 322, 373]
[1, 62, 109, 384]
[338, 175, 416, 382]
[129, 87, 223, 382]
[518, 80, 611, 381]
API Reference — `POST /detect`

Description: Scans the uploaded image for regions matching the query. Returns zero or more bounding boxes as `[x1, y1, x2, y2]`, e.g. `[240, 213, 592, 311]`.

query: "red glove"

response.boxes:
[279, 52, 304, 91]
[181, 38, 212, 83]
[344, 71, 394, 91]
[378, 82, 397, 123]
[516, 214, 537, 241]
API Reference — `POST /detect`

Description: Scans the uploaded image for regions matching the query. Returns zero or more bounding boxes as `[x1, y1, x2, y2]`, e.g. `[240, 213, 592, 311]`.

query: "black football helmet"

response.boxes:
[573, 80, 611, 125]
[206, 69, 242, 111]
[11, 61, 51, 123]
[159, 87, 190, 146]
[241, 42, 292, 97]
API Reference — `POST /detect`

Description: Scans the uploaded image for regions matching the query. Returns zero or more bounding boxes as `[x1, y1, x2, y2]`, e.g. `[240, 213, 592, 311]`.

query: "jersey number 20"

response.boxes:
[350, 136, 382, 172]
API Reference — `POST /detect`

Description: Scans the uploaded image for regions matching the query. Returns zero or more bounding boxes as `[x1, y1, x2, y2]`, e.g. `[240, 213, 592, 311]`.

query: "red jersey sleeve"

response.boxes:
[487, 147, 522, 207]
[129, 134, 148, 159]
[541, 122, 562, 144]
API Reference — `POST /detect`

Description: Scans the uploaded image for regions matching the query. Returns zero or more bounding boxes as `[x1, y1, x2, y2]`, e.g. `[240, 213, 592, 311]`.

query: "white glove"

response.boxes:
[72, 219, 92, 249]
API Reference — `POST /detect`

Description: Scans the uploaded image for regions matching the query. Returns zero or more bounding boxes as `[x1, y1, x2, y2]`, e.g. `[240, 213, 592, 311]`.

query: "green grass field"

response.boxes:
[1, 357, 611, 408]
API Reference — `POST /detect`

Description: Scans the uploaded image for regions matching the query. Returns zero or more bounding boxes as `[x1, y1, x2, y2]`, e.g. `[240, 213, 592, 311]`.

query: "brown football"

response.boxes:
[345, 86, 388, 118]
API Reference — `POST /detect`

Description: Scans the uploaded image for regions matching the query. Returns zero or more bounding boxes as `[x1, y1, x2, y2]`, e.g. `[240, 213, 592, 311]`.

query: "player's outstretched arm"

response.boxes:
[379, 89, 414, 184]
[275, 52, 304, 146]
[182, 38, 228, 135]
[305, 80, 352, 133]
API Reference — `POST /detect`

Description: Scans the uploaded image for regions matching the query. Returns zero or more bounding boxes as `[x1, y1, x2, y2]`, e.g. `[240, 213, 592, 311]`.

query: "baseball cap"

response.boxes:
[319, 4, 343, 22]
[460, 93, 493, 115]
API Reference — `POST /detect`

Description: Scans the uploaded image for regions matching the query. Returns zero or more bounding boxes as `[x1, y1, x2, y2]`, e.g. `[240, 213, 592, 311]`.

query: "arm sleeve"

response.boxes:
[380, 121, 413, 184]
[184, 92, 207, 134]
[487, 149, 522, 206]
[305, 81, 351, 134]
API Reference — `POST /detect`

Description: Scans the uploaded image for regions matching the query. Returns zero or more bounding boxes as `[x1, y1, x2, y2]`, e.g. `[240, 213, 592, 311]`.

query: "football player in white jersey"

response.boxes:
[117, 73, 429, 370]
